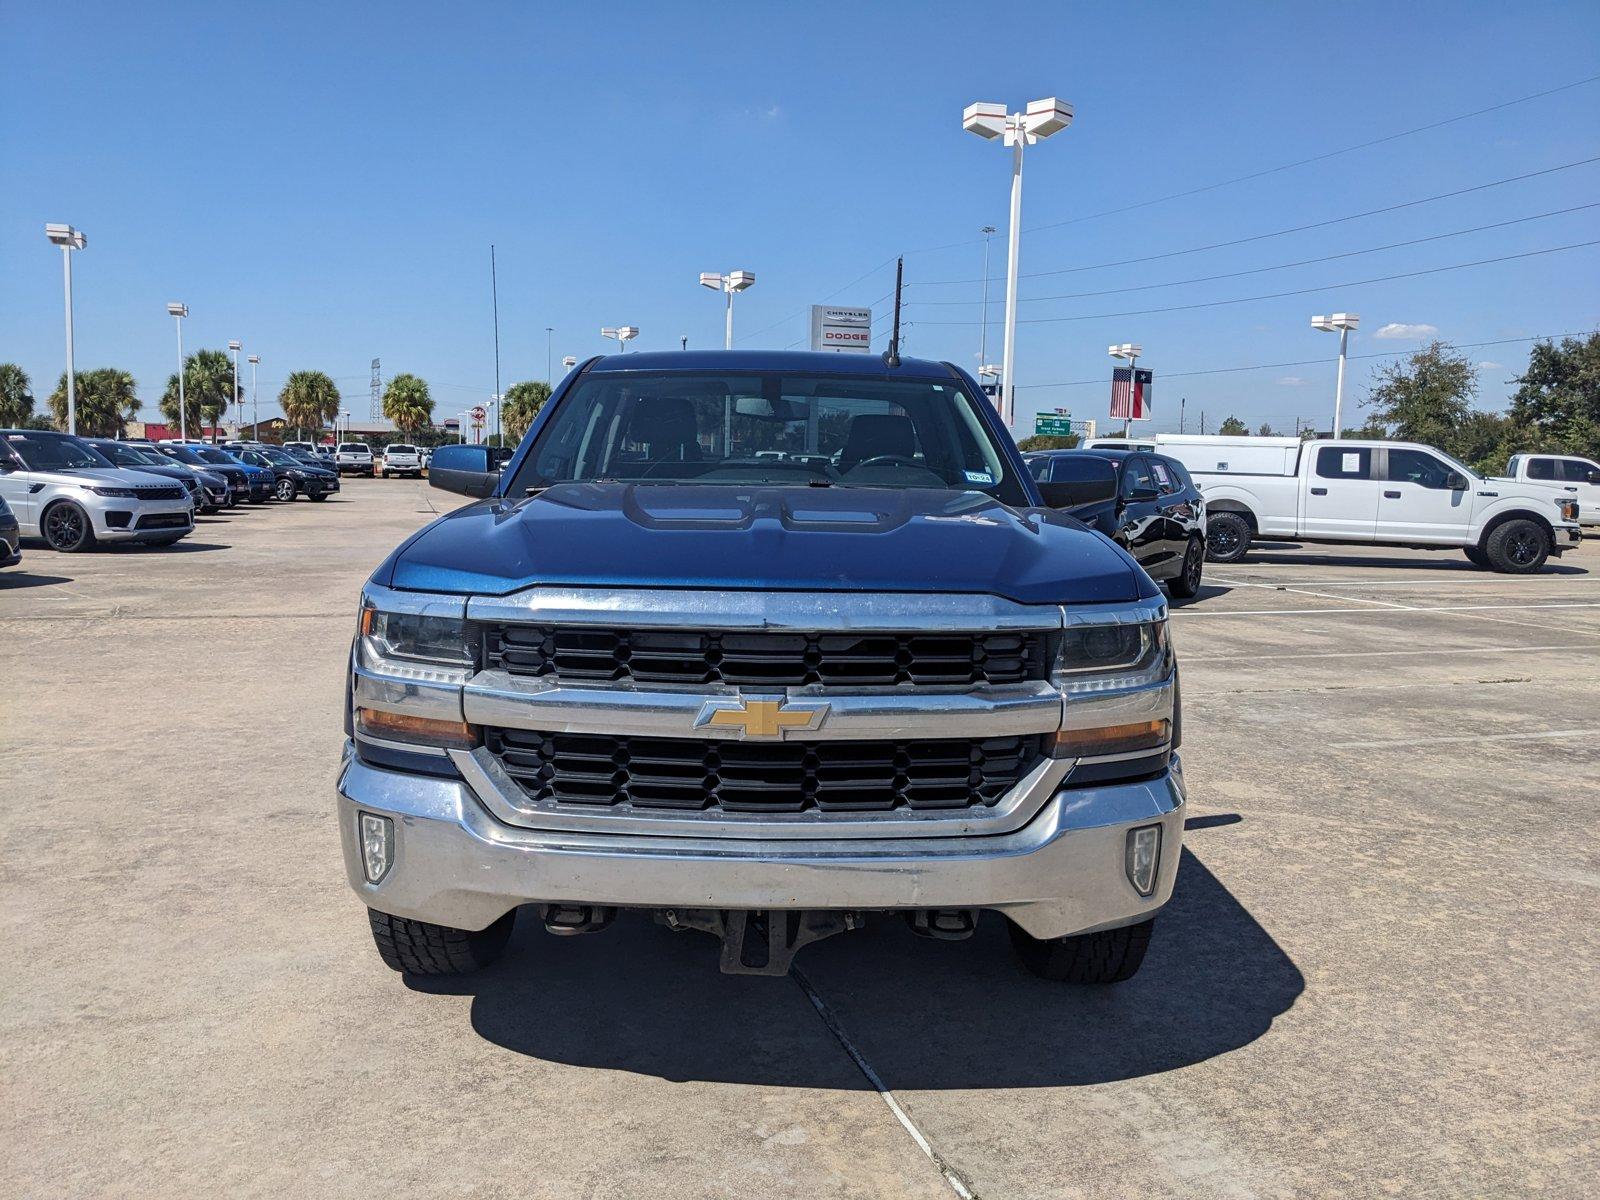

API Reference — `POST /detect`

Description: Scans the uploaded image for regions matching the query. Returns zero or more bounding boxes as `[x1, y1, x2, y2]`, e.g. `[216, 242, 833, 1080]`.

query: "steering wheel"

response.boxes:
[850, 454, 924, 471]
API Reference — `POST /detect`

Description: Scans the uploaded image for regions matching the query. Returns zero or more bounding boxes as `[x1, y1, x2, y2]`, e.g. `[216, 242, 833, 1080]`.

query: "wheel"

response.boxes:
[1205, 512, 1252, 563]
[1484, 518, 1550, 574]
[1168, 536, 1204, 599]
[1009, 917, 1154, 984]
[1463, 546, 1490, 569]
[274, 478, 298, 502]
[42, 501, 96, 553]
[309, 492, 328, 501]
[367, 909, 515, 976]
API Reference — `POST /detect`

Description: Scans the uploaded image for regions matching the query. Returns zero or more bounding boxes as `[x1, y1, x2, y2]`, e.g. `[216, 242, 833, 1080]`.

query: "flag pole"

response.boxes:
[1122, 351, 1138, 437]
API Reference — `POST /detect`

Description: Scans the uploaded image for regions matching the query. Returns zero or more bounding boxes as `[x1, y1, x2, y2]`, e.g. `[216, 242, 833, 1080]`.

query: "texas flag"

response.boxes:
[1110, 368, 1153, 419]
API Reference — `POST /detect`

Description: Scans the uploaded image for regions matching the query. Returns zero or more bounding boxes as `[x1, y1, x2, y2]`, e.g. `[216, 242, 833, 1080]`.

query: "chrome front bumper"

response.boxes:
[336, 743, 1186, 941]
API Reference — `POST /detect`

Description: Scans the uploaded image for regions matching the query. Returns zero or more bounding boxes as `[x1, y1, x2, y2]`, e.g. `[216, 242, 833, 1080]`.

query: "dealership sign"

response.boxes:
[809, 305, 872, 353]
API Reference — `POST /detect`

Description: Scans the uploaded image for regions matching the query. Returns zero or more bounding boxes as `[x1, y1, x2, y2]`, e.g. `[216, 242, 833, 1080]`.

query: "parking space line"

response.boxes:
[1207, 574, 1416, 609]
[791, 967, 977, 1200]
[1180, 644, 1593, 663]
[1176, 601, 1600, 618]
[1327, 728, 1600, 750]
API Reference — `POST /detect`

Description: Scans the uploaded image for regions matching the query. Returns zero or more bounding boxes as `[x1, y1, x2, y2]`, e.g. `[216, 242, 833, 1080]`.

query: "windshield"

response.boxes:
[512, 370, 1022, 501]
[159, 446, 207, 465]
[191, 448, 238, 465]
[259, 448, 299, 465]
[96, 443, 166, 467]
[6, 433, 114, 471]
[339, 443, 368, 453]
[387, 444, 416, 453]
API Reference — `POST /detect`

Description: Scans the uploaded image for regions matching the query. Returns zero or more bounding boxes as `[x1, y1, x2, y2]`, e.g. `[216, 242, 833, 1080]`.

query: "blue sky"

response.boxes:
[2, 1, 1597, 435]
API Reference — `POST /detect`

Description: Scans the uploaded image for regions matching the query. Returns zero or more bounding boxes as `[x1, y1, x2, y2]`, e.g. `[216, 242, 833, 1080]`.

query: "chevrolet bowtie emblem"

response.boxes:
[695, 696, 830, 740]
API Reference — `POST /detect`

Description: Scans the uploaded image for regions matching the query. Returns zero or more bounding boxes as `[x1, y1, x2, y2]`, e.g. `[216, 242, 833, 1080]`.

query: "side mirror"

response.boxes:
[1036, 460, 1117, 510]
[1445, 472, 1469, 491]
[1587, 470, 1600, 485]
[428, 444, 500, 498]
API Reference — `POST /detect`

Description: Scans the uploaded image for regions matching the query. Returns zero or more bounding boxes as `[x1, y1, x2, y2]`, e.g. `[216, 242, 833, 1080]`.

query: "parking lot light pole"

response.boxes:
[562, 355, 577, 372]
[247, 355, 260, 439]
[601, 326, 639, 353]
[167, 303, 189, 442]
[698, 271, 756, 349]
[963, 98, 1072, 429]
[227, 341, 242, 444]
[978, 225, 996, 375]
[545, 327, 554, 384]
[1311, 314, 1360, 438]
[45, 224, 87, 435]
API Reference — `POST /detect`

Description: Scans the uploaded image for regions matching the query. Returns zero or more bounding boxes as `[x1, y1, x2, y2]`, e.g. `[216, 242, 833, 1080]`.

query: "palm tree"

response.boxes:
[501, 380, 552, 442]
[279, 371, 342, 442]
[382, 373, 435, 435]
[0, 363, 34, 427]
[160, 349, 240, 437]
[48, 368, 141, 437]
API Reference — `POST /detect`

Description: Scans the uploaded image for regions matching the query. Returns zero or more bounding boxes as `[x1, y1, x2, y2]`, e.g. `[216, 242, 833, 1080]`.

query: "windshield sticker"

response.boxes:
[964, 470, 994, 484]
[1342, 452, 1361, 473]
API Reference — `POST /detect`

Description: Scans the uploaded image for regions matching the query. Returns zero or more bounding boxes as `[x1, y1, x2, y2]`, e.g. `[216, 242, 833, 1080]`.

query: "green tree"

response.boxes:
[278, 370, 342, 441]
[48, 368, 140, 437]
[501, 380, 552, 442]
[1257, 422, 1278, 437]
[0, 363, 34, 427]
[161, 349, 240, 435]
[1361, 341, 1476, 449]
[1218, 416, 1249, 435]
[1015, 433, 1080, 451]
[1505, 332, 1600, 461]
[382, 373, 434, 435]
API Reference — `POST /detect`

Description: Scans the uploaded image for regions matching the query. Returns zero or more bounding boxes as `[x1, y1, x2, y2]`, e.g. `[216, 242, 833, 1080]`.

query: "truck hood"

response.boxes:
[385, 483, 1148, 605]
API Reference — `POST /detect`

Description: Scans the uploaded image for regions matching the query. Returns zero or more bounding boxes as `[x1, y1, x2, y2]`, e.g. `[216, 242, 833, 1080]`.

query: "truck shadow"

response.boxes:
[410, 846, 1303, 1089]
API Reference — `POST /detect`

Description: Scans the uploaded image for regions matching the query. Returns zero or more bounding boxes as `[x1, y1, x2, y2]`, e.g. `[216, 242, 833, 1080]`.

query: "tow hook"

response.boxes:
[905, 909, 979, 940]
[538, 904, 617, 936]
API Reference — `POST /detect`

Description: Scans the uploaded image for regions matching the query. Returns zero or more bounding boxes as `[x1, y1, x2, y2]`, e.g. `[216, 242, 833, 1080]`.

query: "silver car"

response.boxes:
[0, 430, 195, 552]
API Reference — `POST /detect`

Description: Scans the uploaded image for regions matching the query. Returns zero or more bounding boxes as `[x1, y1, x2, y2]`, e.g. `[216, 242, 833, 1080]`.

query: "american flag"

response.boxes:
[1110, 367, 1153, 419]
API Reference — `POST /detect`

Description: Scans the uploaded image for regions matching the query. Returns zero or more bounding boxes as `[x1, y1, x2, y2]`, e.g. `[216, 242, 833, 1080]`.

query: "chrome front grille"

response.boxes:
[482, 727, 1043, 814]
[481, 625, 1051, 687]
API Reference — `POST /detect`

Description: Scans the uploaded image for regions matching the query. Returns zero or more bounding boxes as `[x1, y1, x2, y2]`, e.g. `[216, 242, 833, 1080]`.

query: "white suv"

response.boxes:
[381, 443, 423, 479]
[336, 442, 375, 477]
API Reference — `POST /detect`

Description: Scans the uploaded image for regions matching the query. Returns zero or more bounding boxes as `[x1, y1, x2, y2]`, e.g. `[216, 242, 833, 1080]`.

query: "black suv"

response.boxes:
[1026, 448, 1206, 598]
[234, 446, 341, 501]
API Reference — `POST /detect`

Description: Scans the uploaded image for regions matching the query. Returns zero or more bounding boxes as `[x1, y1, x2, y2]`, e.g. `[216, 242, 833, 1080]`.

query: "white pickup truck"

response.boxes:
[1086, 434, 1581, 573]
[1505, 452, 1600, 526]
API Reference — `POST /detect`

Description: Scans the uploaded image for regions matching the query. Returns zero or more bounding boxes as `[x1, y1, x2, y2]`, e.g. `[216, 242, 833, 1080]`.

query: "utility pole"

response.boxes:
[490, 245, 502, 407]
[1179, 397, 1186, 434]
[1200, 411, 1207, 435]
[978, 225, 996, 375]
[545, 327, 554, 383]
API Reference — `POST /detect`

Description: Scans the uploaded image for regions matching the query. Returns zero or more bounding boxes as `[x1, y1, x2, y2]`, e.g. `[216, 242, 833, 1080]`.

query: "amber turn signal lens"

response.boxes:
[1049, 719, 1170, 759]
[355, 708, 477, 749]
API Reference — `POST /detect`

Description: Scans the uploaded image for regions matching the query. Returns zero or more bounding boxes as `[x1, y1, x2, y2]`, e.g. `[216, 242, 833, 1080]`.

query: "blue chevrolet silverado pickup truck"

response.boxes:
[339, 350, 1185, 980]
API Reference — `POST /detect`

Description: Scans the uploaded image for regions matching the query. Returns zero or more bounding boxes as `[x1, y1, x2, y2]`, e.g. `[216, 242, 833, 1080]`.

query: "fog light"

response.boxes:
[1125, 824, 1162, 897]
[359, 812, 394, 883]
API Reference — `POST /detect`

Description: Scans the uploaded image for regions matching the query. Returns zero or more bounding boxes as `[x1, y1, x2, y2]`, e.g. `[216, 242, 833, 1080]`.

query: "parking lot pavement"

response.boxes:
[3, 493, 1596, 1199]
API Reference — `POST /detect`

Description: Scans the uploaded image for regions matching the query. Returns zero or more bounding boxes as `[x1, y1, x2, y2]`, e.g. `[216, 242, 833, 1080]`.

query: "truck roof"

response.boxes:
[585, 350, 958, 380]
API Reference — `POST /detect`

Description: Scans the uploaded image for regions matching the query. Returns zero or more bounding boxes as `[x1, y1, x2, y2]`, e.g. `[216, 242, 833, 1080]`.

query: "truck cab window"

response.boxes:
[1526, 458, 1556, 480]
[1386, 448, 1454, 489]
[1315, 446, 1371, 480]
[1559, 459, 1597, 482]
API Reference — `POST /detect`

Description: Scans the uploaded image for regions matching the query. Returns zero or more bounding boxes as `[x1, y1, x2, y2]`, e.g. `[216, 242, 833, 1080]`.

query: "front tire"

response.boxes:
[274, 478, 298, 502]
[1205, 512, 1252, 563]
[42, 501, 96, 553]
[309, 492, 328, 501]
[1169, 536, 1204, 599]
[368, 909, 515, 976]
[1484, 519, 1550, 574]
[1009, 917, 1155, 983]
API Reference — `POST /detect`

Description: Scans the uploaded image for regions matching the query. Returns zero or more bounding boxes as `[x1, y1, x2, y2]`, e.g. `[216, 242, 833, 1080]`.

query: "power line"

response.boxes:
[908, 202, 1600, 305]
[1013, 332, 1588, 391]
[913, 155, 1600, 286]
[911, 239, 1600, 326]
[1022, 73, 1600, 236]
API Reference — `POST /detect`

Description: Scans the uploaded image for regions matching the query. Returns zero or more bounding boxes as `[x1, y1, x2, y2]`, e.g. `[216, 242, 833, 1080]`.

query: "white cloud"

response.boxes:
[1373, 322, 1439, 340]
[1476, 361, 1503, 372]
[1276, 375, 1310, 386]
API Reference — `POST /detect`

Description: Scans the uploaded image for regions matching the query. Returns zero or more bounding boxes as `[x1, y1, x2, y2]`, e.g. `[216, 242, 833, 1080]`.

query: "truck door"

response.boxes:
[1377, 447, 1472, 542]
[1301, 445, 1380, 539]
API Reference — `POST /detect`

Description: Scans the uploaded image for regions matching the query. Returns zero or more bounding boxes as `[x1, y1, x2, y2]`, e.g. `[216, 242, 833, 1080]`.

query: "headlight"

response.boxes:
[288, 468, 306, 479]
[89, 486, 138, 498]
[359, 590, 473, 665]
[1050, 606, 1174, 761]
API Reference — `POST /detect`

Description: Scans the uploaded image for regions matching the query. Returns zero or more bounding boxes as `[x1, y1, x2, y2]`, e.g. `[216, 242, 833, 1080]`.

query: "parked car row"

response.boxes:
[0, 429, 342, 561]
